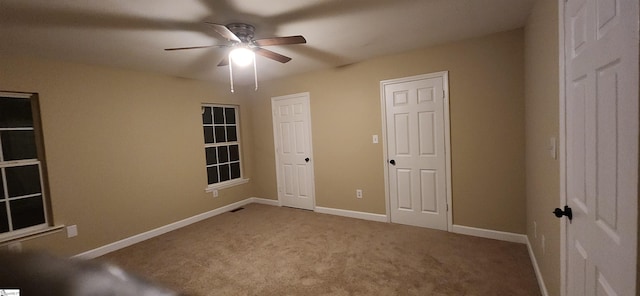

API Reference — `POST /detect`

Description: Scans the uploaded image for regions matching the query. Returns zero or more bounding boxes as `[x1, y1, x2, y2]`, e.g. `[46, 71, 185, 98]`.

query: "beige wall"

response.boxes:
[250, 29, 527, 234]
[0, 27, 529, 256]
[0, 55, 256, 256]
[524, 0, 560, 295]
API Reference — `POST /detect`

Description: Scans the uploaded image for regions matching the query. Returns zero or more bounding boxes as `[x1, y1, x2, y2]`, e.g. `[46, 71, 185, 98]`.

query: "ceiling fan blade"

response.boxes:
[254, 48, 292, 63]
[164, 45, 225, 51]
[205, 22, 241, 42]
[254, 35, 307, 46]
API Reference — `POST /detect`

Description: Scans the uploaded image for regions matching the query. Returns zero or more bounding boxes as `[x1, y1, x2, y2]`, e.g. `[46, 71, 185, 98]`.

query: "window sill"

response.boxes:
[0, 225, 65, 245]
[205, 178, 250, 192]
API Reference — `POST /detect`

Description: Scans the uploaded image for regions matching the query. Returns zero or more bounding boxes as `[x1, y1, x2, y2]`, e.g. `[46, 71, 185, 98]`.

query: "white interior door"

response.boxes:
[382, 72, 451, 231]
[272, 92, 315, 210]
[562, 0, 638, 295]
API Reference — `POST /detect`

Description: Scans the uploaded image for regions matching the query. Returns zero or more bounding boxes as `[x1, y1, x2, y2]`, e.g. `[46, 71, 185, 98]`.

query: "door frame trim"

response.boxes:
[379, 71, 453, 231]
[271, 92, 316, 210]
[558, 0, 568, 295]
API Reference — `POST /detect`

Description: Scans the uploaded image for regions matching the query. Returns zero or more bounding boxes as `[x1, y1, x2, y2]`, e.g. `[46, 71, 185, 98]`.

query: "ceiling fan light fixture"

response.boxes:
[227, 46, 259, 93]
[229, 47, 255, 67]
[166, 22, 306, 93]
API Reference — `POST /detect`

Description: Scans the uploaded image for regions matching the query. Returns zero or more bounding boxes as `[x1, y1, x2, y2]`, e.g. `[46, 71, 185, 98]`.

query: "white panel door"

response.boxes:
[272, 92, 315, 210]
[382, 72, 450, 230]
[562, 0, 638, 294]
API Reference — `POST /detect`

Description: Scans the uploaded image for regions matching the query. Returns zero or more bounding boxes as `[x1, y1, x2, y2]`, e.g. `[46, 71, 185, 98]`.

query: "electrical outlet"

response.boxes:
[356, 189, 363, 198]
[67, 225, 78, 238]
[213, 189, 219, 197]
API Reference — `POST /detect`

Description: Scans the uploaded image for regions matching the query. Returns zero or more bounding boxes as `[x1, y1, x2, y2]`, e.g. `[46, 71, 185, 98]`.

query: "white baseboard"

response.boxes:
[526, 236, 549, 296]
[450, 224, 528, 244]
[74, 198, 392, 259]
[249, 197, 280, 206]
[451, 225, 548, 294]
[314, 206, 388, 223]
[73, 196, 534, 276]
[74, 198, 253, 259]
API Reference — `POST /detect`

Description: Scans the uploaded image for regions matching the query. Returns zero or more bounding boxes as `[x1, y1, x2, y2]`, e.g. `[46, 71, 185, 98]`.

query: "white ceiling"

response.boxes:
[0, 0, 536, 85]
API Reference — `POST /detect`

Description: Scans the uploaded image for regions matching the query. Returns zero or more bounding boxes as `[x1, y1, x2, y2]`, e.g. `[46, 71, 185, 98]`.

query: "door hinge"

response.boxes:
[446, 204, 449, 211]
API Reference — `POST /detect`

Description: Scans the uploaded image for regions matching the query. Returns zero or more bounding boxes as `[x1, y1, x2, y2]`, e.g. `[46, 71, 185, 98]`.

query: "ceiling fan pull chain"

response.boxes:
[253, 58, 258, 91]
[229, 54, 234, 93]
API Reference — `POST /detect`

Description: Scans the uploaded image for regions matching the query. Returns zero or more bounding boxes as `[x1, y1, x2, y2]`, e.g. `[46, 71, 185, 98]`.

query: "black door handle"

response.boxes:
[389, 159, 396, 165]
[305, 158, 310, 163]
[553, 205, 573, 223]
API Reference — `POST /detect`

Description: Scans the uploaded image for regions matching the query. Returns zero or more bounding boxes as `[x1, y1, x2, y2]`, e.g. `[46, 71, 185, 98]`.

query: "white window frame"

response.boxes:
[202, 104, 249, 192]
[0, 92, 54, 242]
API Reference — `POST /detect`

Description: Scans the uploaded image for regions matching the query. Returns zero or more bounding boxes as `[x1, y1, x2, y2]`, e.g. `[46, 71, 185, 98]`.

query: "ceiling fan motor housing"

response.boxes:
[226, 23, 255, 43]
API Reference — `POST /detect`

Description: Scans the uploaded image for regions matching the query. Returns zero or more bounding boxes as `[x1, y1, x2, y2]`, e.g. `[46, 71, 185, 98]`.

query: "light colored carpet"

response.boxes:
[98, 203, 540, 296]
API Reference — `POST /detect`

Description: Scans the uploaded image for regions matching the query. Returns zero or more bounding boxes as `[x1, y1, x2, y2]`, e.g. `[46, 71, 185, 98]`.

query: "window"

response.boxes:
[0, 92, 49, 239]
[202, 104, 244, 188]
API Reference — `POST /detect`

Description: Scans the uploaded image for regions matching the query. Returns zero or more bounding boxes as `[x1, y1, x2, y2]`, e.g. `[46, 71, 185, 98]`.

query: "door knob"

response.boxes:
[553, 205, 573, 223]
[389, 159, 396, 165]
[305, 157, 310, 163]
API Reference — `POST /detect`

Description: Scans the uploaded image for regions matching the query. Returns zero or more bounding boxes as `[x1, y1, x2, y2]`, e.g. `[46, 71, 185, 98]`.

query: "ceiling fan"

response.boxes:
[165, 22, 307, 67]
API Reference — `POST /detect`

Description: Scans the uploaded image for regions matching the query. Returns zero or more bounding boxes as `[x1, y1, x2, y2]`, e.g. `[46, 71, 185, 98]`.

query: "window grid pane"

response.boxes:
[0, 97, 33, 128]
[0, 201, 8, 233]
[205, 147, 217, 165]
[213, 107, 224, 124]
[219, 164, 230, 182]
[207, 166, 219, 184]
[1, 130, 37, 161]
[214, 126, 226, 143]
[203, 126, 214, 144]
[202, 107, 213, 124]
[10, 195, 45, 230]
[6, 165, 42, 198]
[230, 162, 241, 179]
[202, 104, 242, 185]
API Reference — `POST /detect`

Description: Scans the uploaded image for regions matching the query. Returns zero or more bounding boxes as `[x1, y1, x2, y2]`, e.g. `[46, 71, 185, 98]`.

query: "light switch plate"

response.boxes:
[372, 135, 379, 144]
